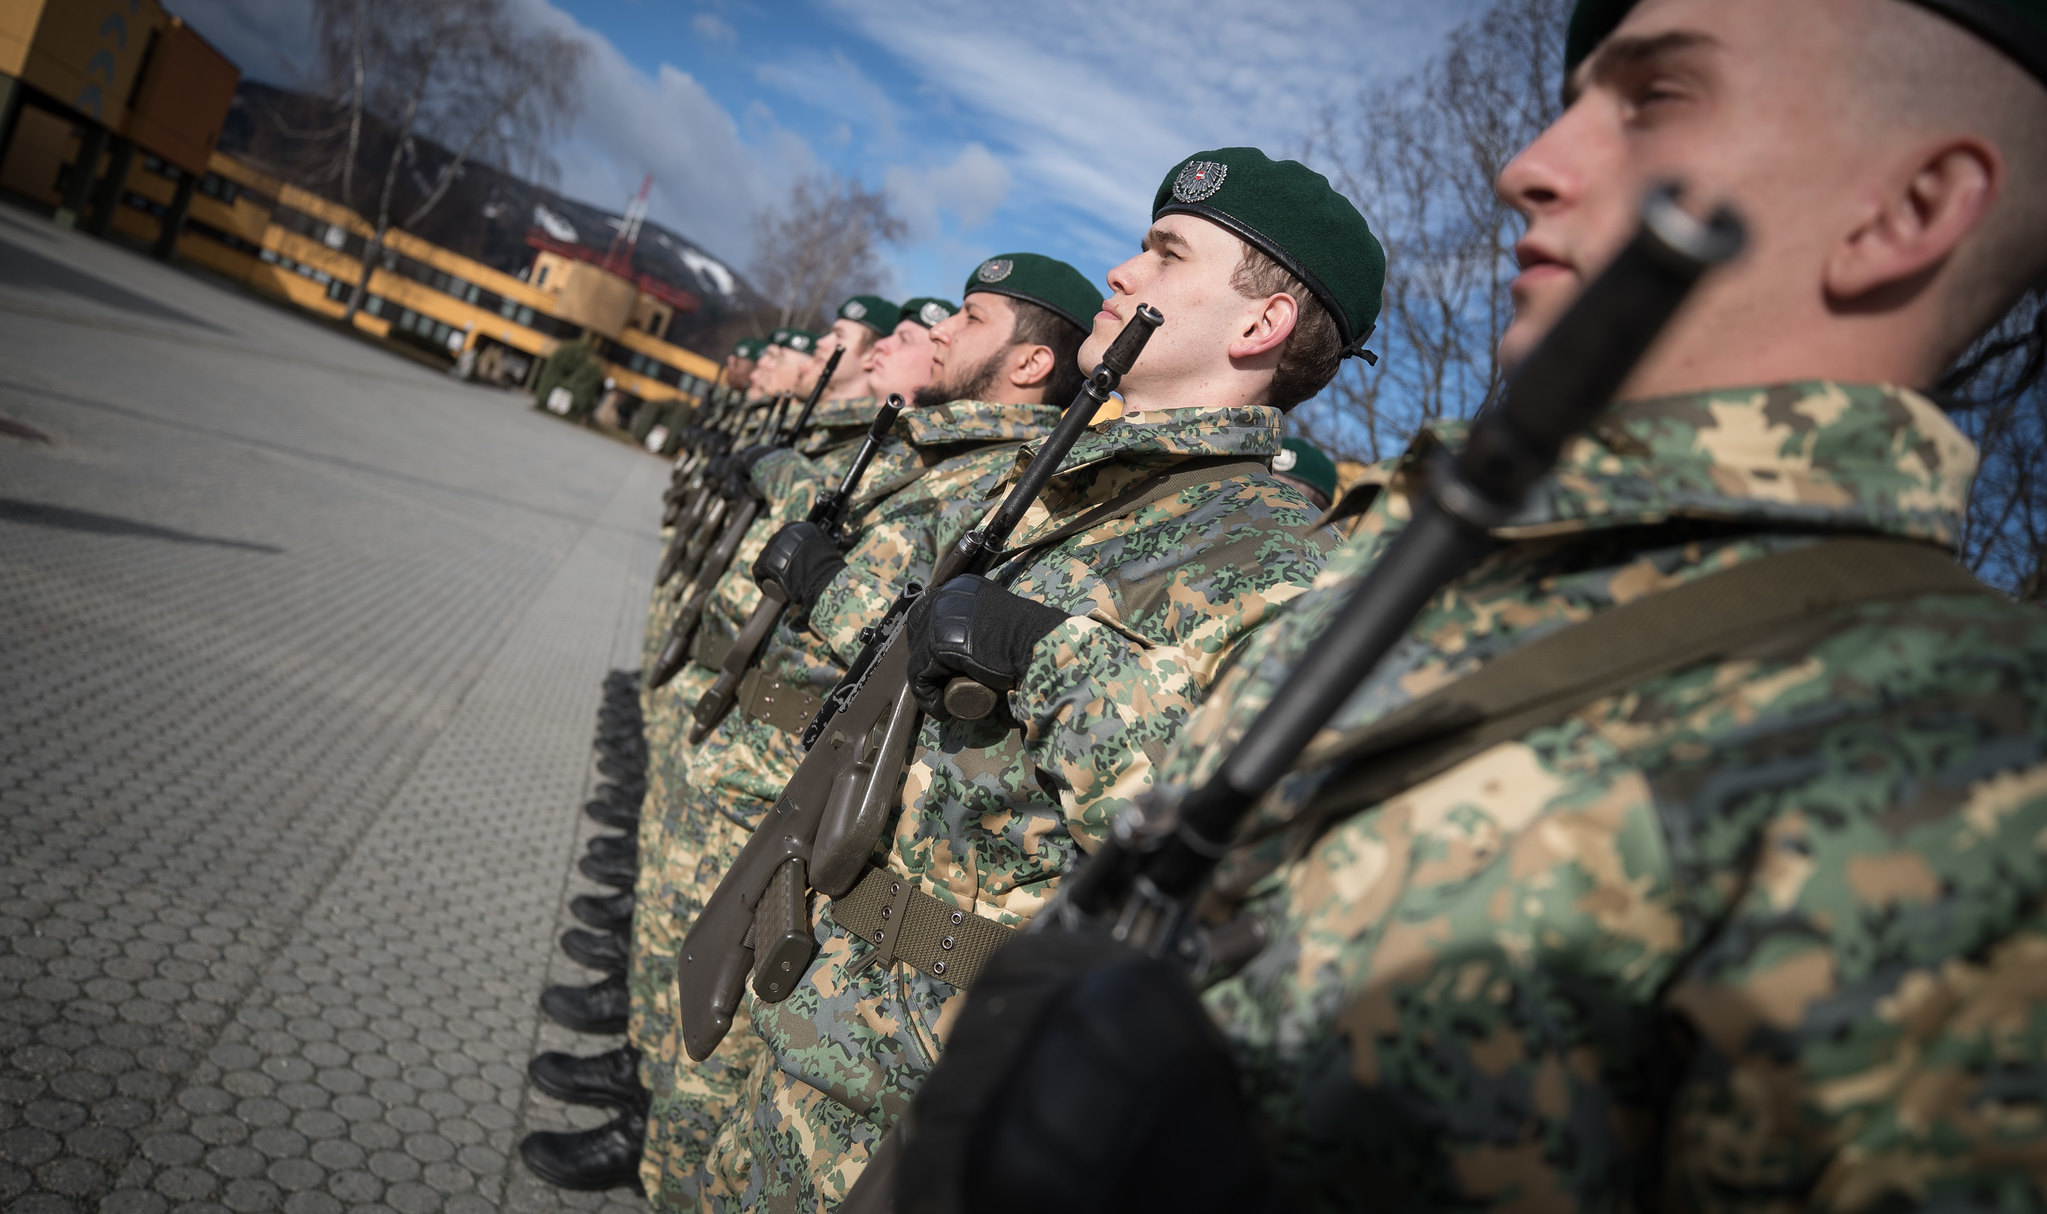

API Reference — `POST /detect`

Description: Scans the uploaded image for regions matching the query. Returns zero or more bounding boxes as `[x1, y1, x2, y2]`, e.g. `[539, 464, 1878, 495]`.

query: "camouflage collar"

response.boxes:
[801, 394, 880, 431]
[1011, 404, 1285, 483]
[903, 399, 1066, 448]
[1401, 382, 1976, 545]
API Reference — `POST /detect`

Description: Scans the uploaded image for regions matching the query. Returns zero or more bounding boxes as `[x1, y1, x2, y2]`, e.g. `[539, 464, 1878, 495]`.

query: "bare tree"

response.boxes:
[1294, 0, 1568, 466]
[308, 0, 587, 321]
[748, 174, 907, 331]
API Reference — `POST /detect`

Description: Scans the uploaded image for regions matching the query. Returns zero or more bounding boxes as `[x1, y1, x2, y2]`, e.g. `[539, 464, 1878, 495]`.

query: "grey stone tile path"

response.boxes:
[0, 212, 662, 1214]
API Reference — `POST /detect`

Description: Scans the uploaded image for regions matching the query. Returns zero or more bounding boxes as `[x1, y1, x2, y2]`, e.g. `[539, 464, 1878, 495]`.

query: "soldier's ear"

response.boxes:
[1228, 292, 1297, 362]
[1010, 343, 1057, 390]
[1827, 135, 2000, 305]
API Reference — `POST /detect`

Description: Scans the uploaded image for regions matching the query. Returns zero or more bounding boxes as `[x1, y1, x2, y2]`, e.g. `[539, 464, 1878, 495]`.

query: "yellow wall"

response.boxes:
[0, 0, 44, 77]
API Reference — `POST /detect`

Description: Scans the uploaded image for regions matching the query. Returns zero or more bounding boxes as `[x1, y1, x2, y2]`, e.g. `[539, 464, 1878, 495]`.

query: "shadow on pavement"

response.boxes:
[0, 230, 228, 333]
[0, 496, 284, 553]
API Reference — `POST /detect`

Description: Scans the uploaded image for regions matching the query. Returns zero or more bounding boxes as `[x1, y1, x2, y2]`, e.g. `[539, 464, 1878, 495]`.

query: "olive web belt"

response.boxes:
[828, 865, 1017, 989]
[736, 667, 826, 736]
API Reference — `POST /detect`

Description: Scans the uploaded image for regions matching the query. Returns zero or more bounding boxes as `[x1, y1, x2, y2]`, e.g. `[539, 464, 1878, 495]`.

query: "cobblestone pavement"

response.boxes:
[0, 211, 663, 1214]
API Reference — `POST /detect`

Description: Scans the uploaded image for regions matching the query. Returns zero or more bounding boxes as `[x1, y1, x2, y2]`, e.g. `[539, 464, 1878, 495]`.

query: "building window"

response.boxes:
[536, 265, 550, 286]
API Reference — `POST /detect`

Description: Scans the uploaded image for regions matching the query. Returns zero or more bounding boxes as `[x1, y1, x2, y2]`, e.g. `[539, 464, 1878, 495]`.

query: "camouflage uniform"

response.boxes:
[706, 404, 1336, 1210]
[1141, 382, 2047, 1210]
[637, 400, 1066, 1208]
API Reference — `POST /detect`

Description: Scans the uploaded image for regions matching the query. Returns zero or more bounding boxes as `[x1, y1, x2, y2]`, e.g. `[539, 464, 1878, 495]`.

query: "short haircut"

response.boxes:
[1230, 242, 1344, 411]
[1007, 298, 1088, 405]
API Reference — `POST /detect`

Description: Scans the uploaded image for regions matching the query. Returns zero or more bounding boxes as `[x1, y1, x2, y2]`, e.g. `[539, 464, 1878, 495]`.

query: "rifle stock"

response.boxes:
[676, 305, 1165, 1060]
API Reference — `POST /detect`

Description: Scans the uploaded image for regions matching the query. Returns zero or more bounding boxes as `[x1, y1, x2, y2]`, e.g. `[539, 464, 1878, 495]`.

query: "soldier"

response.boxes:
[928, 0, 2047, 1209]
[864, 297, 960, 406]
[638, 260, 1096, 1209]
[809, 295, 898, 406]
[721, 336, 761, 404]
[701, 149, 1383, 1209]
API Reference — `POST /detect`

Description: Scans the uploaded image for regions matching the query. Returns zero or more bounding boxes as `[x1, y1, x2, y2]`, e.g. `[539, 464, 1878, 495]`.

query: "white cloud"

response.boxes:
[885, 142, 1010, 238]
[818, 0, 1477, 244]
[508, 0, 819, 269]
[753, 46, 902, 148]
[690, 12, 737, 45]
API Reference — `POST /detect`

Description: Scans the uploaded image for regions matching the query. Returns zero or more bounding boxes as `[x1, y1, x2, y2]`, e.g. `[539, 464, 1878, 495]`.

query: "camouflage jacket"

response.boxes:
[883, 405, 1333, 926]
[1146, 383, 2047, 1211]
[685, 400, 1063, 806]
[805, 399, 1071, 670]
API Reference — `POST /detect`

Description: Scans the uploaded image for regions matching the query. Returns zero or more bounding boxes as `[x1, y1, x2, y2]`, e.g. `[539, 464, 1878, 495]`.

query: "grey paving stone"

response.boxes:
[1, 213, 661, 1212]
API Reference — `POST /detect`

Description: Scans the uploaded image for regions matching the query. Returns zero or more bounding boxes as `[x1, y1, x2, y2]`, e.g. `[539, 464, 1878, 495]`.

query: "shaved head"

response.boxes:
[1854, 0, 2047, 356]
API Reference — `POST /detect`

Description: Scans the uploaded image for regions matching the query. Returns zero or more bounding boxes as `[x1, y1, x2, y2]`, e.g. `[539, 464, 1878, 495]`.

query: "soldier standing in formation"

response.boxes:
[884, 0, 2047, 1210]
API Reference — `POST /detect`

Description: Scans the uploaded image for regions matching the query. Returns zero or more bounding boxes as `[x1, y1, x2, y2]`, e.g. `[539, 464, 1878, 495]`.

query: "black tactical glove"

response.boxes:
[906, 575, 1068, 721]
[751, 521, 846, 611]
[724, 444, 775, 501]
[894, 932, 1275, 1214]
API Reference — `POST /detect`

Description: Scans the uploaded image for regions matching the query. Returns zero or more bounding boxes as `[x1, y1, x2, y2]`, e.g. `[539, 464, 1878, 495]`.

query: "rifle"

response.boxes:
[878, 185, 1746, 1214]
[661, 392, 735, 521]
[664, 396, 788, 590]
[649, 347, 844, 688]
[689, 394, 908, 744]
[675, 305, 1165, 1061]
[656, 398, 766, 582]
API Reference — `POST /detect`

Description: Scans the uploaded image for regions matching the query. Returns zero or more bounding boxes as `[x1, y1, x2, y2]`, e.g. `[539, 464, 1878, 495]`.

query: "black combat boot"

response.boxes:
[571, 890, 634, 934]
[578, 850, 636, 890]
[539, 973, 628, 1035]
[561, 928, 628, 974]
[584, 795, 639, 831]
[586, 833, 636, 865]
[528, 1045, 646, 1111]
[519, 1110, 646, 1192]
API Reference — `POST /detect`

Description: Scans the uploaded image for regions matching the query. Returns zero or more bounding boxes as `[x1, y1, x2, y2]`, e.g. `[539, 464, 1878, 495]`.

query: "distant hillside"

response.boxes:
[218, 81, 764, 354]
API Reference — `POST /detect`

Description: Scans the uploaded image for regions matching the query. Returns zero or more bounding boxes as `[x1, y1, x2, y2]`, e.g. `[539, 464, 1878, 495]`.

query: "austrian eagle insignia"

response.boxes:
[976, 258, 1014, 283]
[1172, 161, 1228, 203]
[919, 301, 952, 326]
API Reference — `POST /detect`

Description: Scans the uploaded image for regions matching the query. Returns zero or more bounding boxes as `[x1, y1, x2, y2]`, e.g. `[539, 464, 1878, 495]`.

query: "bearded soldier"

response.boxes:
[916, 1, 2047, 1210]
[696, 149, 1382, 1210]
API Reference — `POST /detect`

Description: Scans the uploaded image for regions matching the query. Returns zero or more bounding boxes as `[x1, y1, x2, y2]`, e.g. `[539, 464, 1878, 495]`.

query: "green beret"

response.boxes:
[732, 337, 766, 360]
[769, 327, 819, 354]
[1274, 437, 1338, 502]
[961, 253, 1100, 333]
[1567, 0, 2047, 88]
[837, 295, 900, 336]
[1152, 148, 1385, 354]
[899, 297, 959, 329]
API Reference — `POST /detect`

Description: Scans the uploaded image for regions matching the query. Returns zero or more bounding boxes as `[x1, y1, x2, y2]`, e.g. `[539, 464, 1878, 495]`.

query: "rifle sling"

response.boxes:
[991, 456, 1269, 572]
[1292, 536, 1992, 835]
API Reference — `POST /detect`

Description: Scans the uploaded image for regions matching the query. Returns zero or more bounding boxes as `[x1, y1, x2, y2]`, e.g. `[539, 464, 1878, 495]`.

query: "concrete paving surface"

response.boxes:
[0, 209, 664, 1214]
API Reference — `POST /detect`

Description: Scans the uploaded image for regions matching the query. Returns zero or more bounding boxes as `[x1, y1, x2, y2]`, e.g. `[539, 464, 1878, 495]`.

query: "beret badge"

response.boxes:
[976, 258, 1015, 283]
[919, 301, 952, 326]
[1272, 448, 1298, 472]
[792, 334, 812, 351]
[1171, 160, 1228, 203]
[843, 300, 866, 320]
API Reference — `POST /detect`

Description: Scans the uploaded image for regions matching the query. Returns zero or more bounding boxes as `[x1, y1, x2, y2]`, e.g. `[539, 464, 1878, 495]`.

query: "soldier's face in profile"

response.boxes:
[1085, 213, 1281, 400]
[1496, 0, 1878, 391]
[927, 294, 1023, 402]
[868, 320, 937, 401]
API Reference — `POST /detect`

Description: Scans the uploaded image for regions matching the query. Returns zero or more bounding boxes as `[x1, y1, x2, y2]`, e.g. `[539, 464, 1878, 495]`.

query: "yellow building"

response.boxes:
[0, 0, 237, 247]
[0, 0, 719, 414]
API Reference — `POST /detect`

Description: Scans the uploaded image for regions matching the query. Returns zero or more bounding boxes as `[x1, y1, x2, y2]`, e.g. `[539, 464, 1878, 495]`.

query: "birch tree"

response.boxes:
[747, 174, 906, 331]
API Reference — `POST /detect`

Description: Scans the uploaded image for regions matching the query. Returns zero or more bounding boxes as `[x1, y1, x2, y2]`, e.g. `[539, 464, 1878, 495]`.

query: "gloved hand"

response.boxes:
[906, 575, 1068, 721]
[752, 521, 846, 611]
[724, 445, 775, 501]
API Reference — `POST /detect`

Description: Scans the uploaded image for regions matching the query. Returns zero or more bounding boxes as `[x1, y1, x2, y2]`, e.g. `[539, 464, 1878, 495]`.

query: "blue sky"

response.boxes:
[167, 0, 1484, 306]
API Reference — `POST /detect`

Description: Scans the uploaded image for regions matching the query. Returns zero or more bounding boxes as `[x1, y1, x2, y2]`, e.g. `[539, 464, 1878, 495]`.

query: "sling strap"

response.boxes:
[992, 456, 1269, 570]
[1292, 536, 1994, 833]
